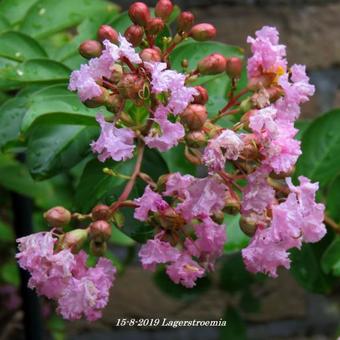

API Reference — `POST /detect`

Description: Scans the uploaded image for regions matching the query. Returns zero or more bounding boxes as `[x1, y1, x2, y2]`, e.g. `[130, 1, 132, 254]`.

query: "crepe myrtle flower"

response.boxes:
[16, 0, 330, 322]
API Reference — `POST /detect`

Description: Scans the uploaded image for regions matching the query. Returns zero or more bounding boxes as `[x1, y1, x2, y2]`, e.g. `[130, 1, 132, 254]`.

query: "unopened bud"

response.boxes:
[89, 220, 112, 241]
[60, 228, 88, 252]
[90, 239, 107, 256]
[240, 134, 259, 160]
[181, 104, 208, 131]
[190, 23, 216, 41]
[239, 97, 253, 114]
[44, 206, 71, 228]
[79, 40, 102, 59]
[226, 57, 243, 79]
[185, 131, 207, 148]
[155, 0, 174, 21]
[118, 73, 145, 100]
[128, 2, 150, 27]
[223, 196, 240, 215]
[184, 146, 202, 165]
[140, 47, 161, 62]
[177, 11, 195, 32]
[111, 64, 123, 83]
[84, 87, 108, 108]
[198, 53, 226, 75]
[97, 25, 118, 44]
[92, 204, 111, 221]
[158, 207, 185, 230]
[157, 174, 170, 193]
[212, 211, 225, 224]
[193, 86, 209, 105]
[181, 59, 189, 69]
[248, 74, 276, 91]
[106, 94, 124, 112]
[124, 25, 144, 46]
[239, 216, 257, 237]
[146, 18, 164, 35]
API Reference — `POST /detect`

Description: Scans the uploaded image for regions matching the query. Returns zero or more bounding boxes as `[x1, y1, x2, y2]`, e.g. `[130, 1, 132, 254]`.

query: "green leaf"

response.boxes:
[0, 31, 47, 62]
[0, 220, 14, 242]
[110, 225, 135, 246]
[220, 307, 247, 340]
[321, 236, 340, 276]
[0, 16, 10, 33]
[1, 261, 20, 287]
[162, 144, 196, 175]
[1, 58, 70, 84]
[108, 11, 132, 33]
[170, 40, 243, 72]
[20, 0, 118, 39]
[0, 0, 39, 25]
[295, 109, 340, 187]
[154, 269, 211, 301]
[27, 123, 98, 180]
[326, 175, 340, 222]
[224, 214, 249, 253]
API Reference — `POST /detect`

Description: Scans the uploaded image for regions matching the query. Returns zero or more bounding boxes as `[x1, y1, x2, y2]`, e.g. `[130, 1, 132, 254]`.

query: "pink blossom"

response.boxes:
[163, 172, 195, 198]
[57, 257, 116, 321]
[144, 117, 185, 152]
[117, 35, 142, 64]
[139, 232, 181, 271]
[176, 176, 226, 221]
[242, 167, 275, 214]
[249, 107, 278, 138]
[203, 129, 244, 171]
[91, 114, 135, 162]
[134, 186, 169, 221]
[166, 255, 205, 288]
[242, 227, 291, 278]
[247, 26, 287, 78]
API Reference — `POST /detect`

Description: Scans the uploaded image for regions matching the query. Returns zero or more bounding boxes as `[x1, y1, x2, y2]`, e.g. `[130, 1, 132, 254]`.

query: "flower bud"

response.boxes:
[128, 2, 150, 27]
[240, 134, 259, 160]
[225, 57, 243, 79]
[97, 25, 119, 44]
[89, 220, 112, 241]
[239, 216, 257, 237]
[124, 25, 144, 47]
[60, 228, 88, 252]
[212, 211, 225, 224]
[146, 18, 164, 35]
[111, 64, 123, 83]
[140, 47, 161, 62]
[239, 97, 253, 114]
[190, 23, 216, 41]
[223, 196, 241, 215]
[158, 207, 185, 230]
[155, 0, 174, 21]
[185, 131, 207, 148]
[181, 59, 189, 69]
[181, 104, 208, 131]
[92, 204, 111, 221]
[198, 53, 227, 75]
[118, 73, 145, 101]
[184, 146, 202, 165]
[157, 174, 170, 193]
[90, 239, 107, 256]
[177, 11, 195, 32]
[44, 206, 71, 228]
[192, 86, 209, 105]
[79, 40, 102, 59]
[106, 94, 124, 112]
[84, 87, 109, 108]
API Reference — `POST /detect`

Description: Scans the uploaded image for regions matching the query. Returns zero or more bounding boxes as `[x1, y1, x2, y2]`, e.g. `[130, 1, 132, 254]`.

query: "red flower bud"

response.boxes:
[44, 206, 71, 228]
[146, 17, 164, 35]
[192, 86, 209, 105]
[155, 0, 174, 21]
[97, 25, 119, 44]
[185, 131, 207, 148]
[91, 204, 111, 221]
[190, 23, 216, 41]
[198, 53, 227, 75]
[89, 220, 112, 241]
[79, 40, 102, 59]
[117, 73, 145, 101]
[177, 11, 195, 32]
[181, 104, 208, 131]
[226, 57, 243, 79]
[124, 25, 144, 47]
[128, 2, 150, 27]
[140, 47, 161, 62]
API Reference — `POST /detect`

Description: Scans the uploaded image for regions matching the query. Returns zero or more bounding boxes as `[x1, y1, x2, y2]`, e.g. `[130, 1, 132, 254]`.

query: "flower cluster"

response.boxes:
[16, 0, 327, 322]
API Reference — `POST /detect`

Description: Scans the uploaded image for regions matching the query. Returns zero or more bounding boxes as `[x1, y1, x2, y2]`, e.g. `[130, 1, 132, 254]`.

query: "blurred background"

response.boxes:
[0, 0, 339, 339]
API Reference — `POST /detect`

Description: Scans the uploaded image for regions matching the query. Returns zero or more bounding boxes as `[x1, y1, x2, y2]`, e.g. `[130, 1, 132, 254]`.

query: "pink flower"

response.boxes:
[139, 232, 181, 271]
[249, 107, 278, 139]
[242, 227, 291, 278]
[91, 114, 135, 162]
[144, 117, 185, 152]
[117, 35, 142, 64]
[203, 129, 244, 171]
[242, 167, 275, 214]
[163, 172, 195, 198]
[176, 176, 226, 221]
[247, 26, 287, 78]
[57, 256, 116, 321]
[166, 255, 205, 288]
[134, 186, 169, 221]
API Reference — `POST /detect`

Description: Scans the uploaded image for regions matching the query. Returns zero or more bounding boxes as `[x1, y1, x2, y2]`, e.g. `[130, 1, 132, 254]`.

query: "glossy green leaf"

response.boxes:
[321, 236, 340, 276]
[0, 0, 38, 25]
[326, 175, 340, 222]
[0, 31, 47, 62]
[20, 0, 119, 39]
[162, 144, 196, 175]
[295, 109, 340, 187]
[110, 225, 135, 246]
[27, 123, 98, 180]
[224, 214, 249, 253]
[108, 11, 133, 33]
[1, 261, 20, 287]
[0, 220, 15, 242]
[0, 16, 10, 33]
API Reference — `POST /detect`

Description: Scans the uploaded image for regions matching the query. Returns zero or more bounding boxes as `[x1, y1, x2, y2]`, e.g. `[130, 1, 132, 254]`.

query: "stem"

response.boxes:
[324, 215, 340, 234]
[220, 88, 250, 114]
[211, 108, 240, 123]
